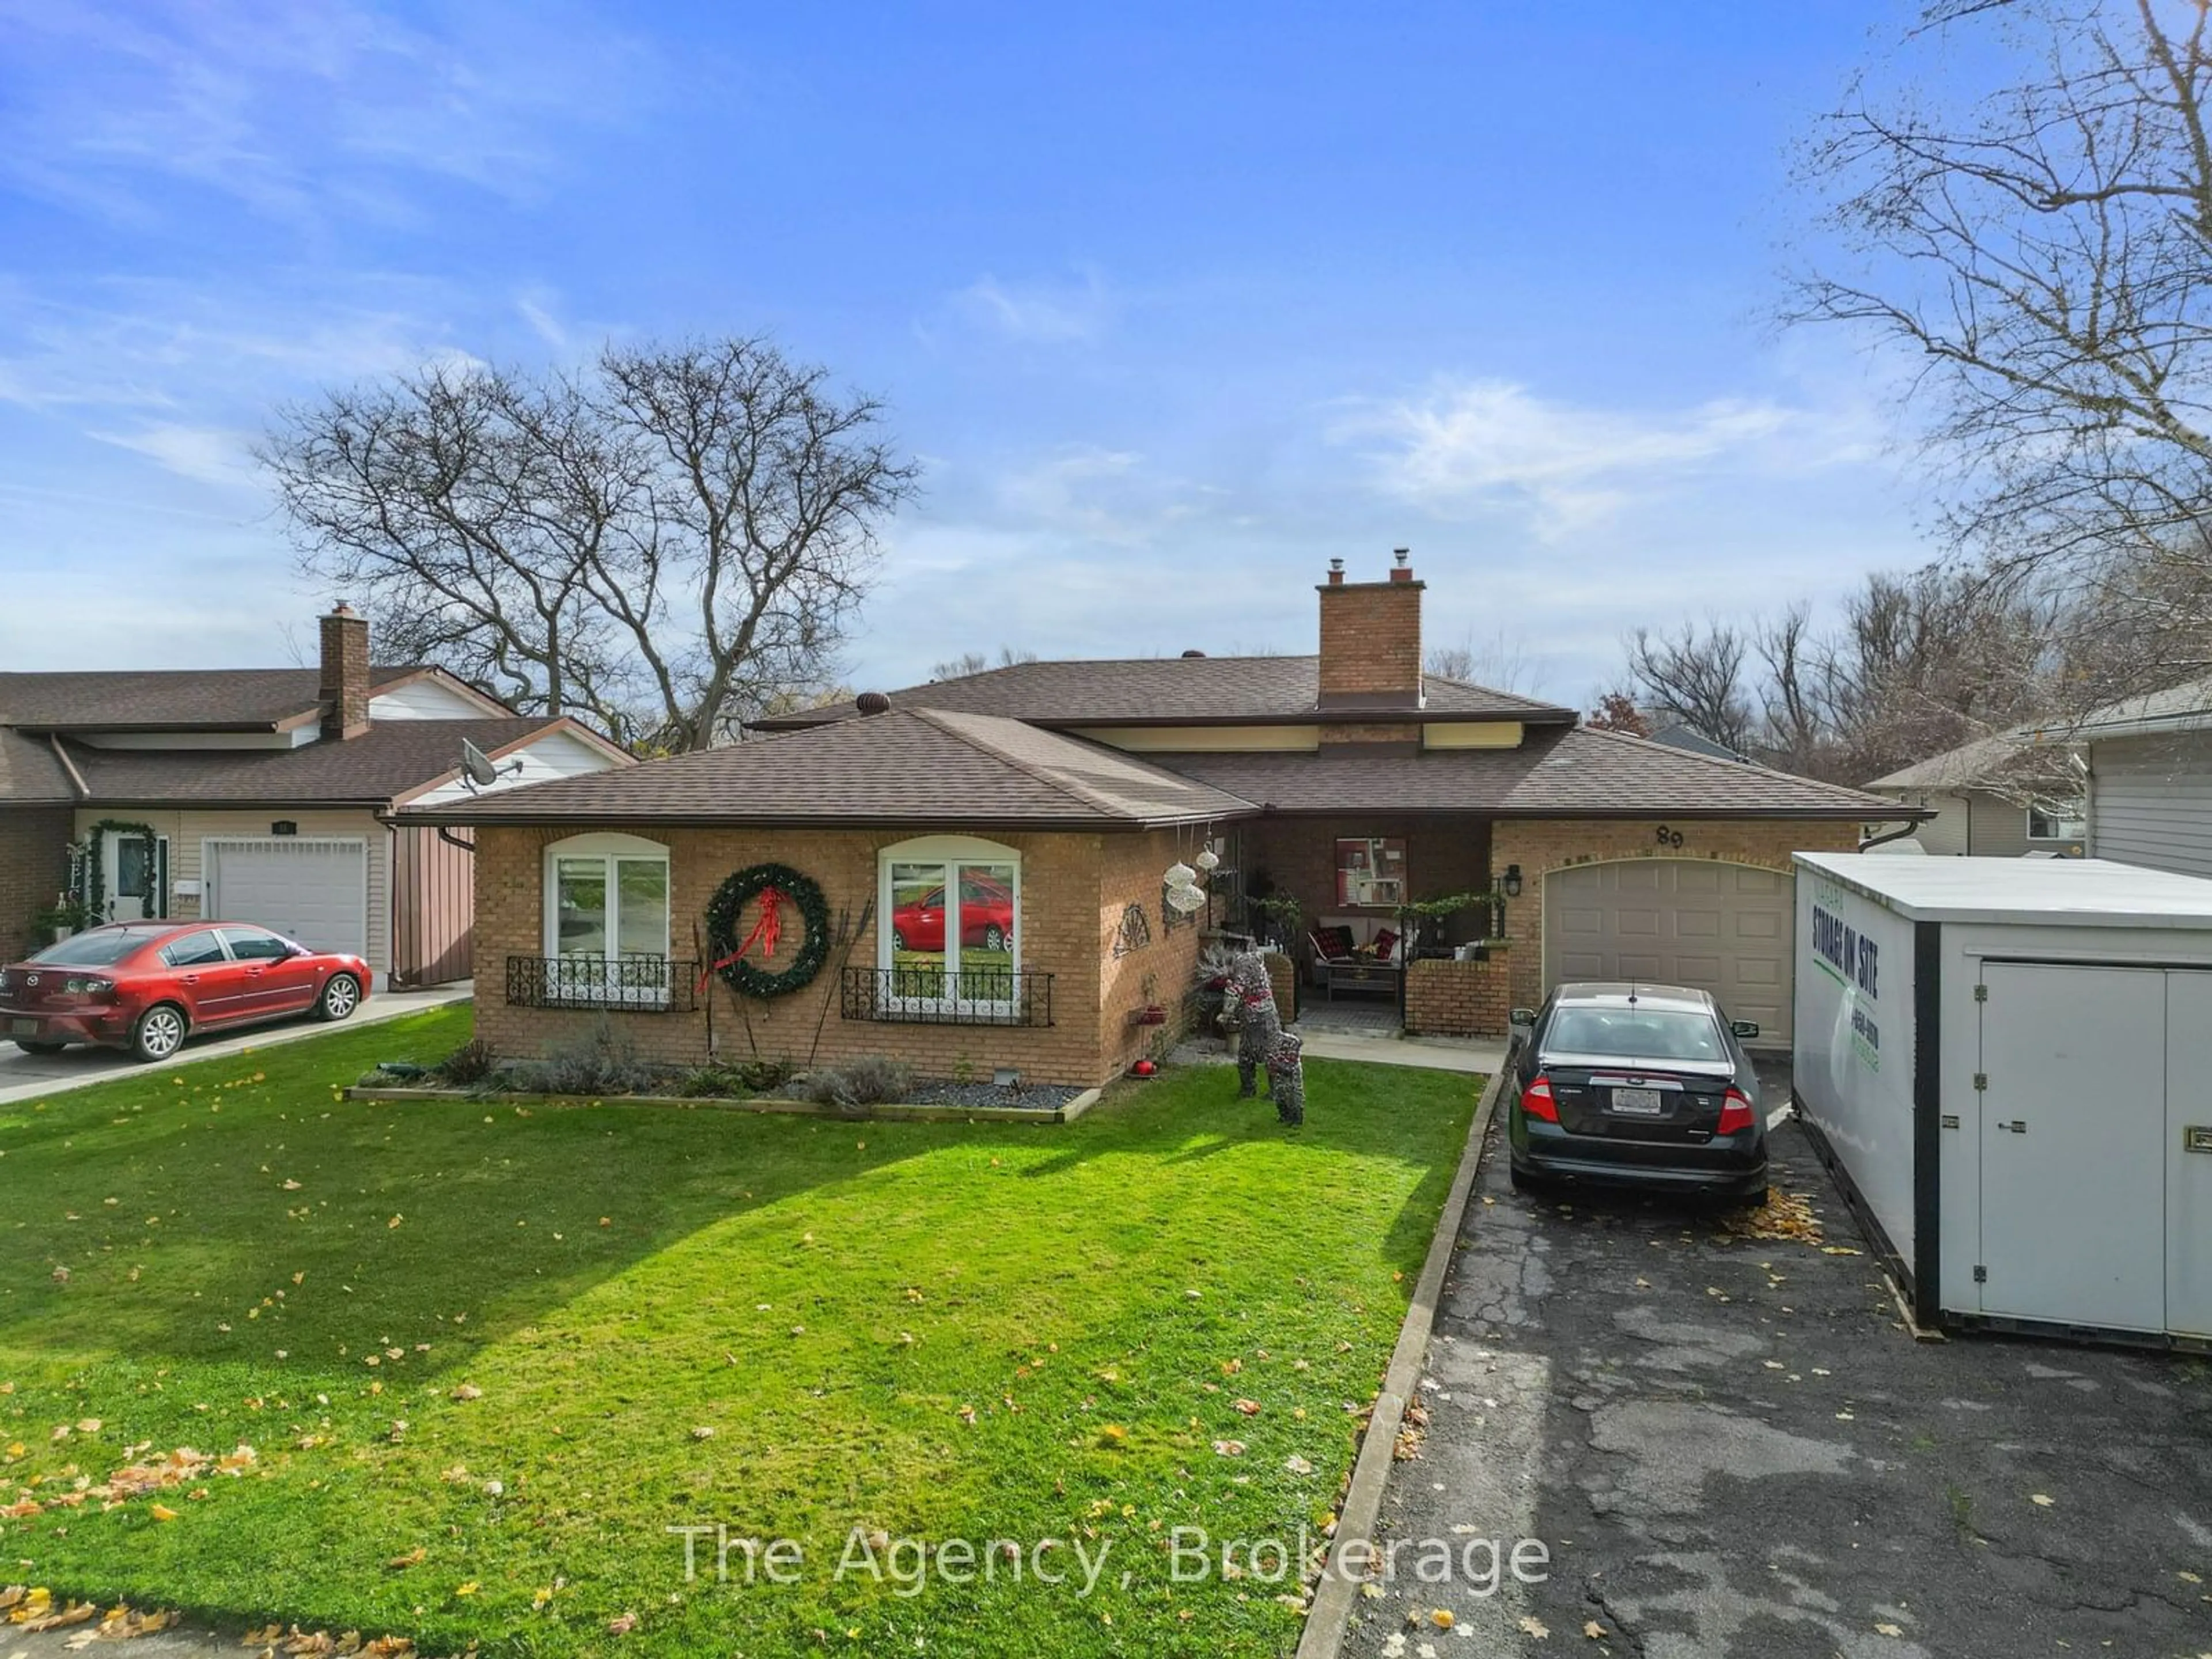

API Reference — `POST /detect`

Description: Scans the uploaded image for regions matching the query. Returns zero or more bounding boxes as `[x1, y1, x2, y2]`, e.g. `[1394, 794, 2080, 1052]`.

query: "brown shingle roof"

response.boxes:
[0, 730, 77, 806]
[754, 657, 1572, 729]
[1157, 727, 1906, 819]
[62, 718, 581, 807]
[0, 664, 437, 731]
[402, 708, 1256, 830]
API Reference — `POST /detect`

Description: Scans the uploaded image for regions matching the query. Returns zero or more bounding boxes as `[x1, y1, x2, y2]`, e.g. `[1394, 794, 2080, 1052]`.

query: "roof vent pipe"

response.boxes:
[855, 691, 892, 715]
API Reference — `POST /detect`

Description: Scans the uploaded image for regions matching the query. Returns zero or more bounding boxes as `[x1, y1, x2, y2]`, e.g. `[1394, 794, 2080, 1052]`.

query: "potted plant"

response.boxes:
[31, 893, 92, 946]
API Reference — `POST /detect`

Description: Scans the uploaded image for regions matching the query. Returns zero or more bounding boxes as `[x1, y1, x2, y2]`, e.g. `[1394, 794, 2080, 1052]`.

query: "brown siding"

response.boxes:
[471, 824, 1206, 1087]
[0, 808, 72, 963]
[393, 824, 475, 987]
[1241, 815, 1492, 955]
[1490, 817, 1862, 1013]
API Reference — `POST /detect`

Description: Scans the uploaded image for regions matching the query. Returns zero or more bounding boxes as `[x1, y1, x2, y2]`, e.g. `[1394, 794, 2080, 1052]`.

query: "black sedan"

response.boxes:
[1506, 983, 1768, 1203]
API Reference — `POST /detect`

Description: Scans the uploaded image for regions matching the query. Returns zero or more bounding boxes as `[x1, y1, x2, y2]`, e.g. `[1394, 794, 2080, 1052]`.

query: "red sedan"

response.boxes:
[0, 921, 369, 1063]
[890, 876, 1014, 955]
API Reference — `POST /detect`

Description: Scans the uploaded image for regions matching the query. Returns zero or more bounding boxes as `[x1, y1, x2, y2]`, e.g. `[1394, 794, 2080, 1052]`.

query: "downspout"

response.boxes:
[1858, 816, 1928, 853]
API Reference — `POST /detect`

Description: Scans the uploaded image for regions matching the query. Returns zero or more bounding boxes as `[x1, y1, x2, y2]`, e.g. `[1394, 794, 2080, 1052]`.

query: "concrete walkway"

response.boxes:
[1298, 1029, 1502, 1072]
[0, 981, 473, 1106]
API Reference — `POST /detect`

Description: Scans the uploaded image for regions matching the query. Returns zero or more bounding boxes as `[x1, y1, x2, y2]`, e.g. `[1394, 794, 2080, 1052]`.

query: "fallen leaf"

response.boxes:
[1583, 1621, 1607, 1639]
[1517, 1613, 1548, 1638]
[1211, 1439, 1246, 1457]
[608, 1611, 639, 1634]
[450, 1384, 482, 1402]
[1876, 1622, 1904, 1637]
[2030, 1493, 2054, 1507]
[386, 1547, 427, 1570]
[149, 1503, 179, 1521]
[454, 1581, 480, 1597]
[1430, 1608, 1454, 1628]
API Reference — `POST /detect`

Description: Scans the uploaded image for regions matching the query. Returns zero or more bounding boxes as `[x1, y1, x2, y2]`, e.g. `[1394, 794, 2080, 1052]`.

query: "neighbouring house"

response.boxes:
[1643, 718, 1748, 763]
[1863, 729, 2087, 858]
[408, 554, 1906, 1086]
[0, 607, 631, 984]
[2052, 674, 2212, 879]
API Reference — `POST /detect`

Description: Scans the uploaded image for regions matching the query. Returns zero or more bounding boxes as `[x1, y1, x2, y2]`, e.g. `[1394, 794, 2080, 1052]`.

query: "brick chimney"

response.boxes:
[1316, 549, 1423, 709]
[319, 603, 370, 741]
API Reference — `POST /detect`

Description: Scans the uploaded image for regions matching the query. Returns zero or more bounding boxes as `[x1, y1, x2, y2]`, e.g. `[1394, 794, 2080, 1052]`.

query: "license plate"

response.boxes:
[1609, 1087, 1664, 1116]
[7, 1018, 39, 1037]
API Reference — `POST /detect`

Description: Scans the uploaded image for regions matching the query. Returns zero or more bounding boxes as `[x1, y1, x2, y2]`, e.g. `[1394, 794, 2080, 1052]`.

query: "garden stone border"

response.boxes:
[343, 1084, 1103, 1124]
[1296, 1060, 1507, 1659]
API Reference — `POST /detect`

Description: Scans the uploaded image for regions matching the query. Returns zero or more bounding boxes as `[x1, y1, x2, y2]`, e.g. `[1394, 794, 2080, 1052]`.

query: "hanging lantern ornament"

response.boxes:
[1195, 847, 1220, 872]
[1164, 881, 1207, 914]
[1164, 861, 1198, 889]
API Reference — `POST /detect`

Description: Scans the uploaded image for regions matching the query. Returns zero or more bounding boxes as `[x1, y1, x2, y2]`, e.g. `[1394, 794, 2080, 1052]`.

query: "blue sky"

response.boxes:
[0, 1, 1937, 704]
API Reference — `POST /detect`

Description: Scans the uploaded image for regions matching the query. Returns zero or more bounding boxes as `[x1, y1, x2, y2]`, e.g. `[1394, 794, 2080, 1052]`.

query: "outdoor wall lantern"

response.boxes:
[1502, 864, 1523, 899]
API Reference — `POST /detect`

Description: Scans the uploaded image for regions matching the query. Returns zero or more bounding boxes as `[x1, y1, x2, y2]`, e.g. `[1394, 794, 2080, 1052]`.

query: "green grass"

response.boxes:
[0, 1007, 1476, 1657]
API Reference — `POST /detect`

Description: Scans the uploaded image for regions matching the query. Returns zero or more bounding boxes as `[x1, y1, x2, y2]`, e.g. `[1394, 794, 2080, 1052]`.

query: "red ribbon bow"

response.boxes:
[696, 885, 785, 997]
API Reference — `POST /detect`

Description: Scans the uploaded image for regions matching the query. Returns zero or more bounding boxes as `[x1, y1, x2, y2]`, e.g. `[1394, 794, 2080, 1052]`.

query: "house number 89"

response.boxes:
[1654, 825, 1685, 849]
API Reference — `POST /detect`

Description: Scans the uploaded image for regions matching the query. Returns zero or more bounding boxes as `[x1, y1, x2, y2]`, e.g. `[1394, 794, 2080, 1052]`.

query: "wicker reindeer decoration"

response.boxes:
[1222, 949, 1287, 1100]
[1265, 1028, 1306, 1126]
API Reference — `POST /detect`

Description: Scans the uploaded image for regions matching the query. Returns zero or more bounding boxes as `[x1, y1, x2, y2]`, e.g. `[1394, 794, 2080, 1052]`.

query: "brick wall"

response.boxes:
[1316, 574, 1422, 703]
[472, 823, 1201, 1088]
[1489, 817, 1863, 1012]
[0, 808, 71, 963]
[1403, 955, 1513, 1037]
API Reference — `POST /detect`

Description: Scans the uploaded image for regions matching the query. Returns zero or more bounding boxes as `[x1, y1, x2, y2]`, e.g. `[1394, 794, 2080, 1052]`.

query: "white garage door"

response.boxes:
[1544, 859, 1794, 1045]
[204, 839, 370, 965]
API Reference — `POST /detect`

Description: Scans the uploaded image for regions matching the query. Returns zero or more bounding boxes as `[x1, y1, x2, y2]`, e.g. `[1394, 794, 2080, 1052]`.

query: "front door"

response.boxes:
[100, 831, 169, 923]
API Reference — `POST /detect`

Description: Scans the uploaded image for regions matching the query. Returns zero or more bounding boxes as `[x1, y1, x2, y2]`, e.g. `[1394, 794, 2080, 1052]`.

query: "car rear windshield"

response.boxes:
[1547, 1006, 1726, 1063]
[26, 929, 168, 967]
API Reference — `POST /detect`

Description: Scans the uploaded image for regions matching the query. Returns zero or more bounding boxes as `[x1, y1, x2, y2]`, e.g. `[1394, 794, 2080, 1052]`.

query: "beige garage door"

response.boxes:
[1543, 860, 1794, 1045]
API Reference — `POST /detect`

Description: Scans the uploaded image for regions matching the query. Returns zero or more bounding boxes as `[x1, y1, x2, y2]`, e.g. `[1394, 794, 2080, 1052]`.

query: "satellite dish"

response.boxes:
[459, 738, 524, 793]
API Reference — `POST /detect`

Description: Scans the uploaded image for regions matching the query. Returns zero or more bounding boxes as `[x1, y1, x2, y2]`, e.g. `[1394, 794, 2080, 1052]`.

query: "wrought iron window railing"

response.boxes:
[840, 965, 1054, 1027]
[506, 955, 698, 1012]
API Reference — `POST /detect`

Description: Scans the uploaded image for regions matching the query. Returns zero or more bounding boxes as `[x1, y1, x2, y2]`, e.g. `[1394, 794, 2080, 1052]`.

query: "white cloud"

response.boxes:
[0, 0, 658, 229]
[89, 422, 259, 489]
[952, 270, 1112, 345]
[1346, 378, 1820, 535]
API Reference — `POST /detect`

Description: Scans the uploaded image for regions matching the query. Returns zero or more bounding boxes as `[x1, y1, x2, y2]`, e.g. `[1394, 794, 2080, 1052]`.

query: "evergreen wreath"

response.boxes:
[702, 862, 832, 999]
[81, 820, 160, 921]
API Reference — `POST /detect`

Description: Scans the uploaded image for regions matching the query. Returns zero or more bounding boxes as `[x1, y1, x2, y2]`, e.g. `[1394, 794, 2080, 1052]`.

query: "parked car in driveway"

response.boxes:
[1507, 982, 1768, 1203]
[0, 921, 369, 1063]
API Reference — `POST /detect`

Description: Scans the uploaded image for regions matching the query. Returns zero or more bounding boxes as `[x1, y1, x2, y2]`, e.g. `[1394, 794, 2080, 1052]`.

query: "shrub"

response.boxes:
[798, 1055, 914, 1108]
[481, 1020, 657, 1097]
[673, 1058, 795, 1098]
[436, 1038, 497, 1085]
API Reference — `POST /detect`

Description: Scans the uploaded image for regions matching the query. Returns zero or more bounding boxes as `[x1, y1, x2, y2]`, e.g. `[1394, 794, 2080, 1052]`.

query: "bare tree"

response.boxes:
[930, 646, 1039, 681]
[262, 336, 919, 751]
[1626, 620, 1757, 753]
[1426, 626, 1538, 693]
[1789, 0, 2212, 703]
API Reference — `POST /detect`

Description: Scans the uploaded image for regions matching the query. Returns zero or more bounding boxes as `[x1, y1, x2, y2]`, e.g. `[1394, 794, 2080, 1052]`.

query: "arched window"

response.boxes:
[878, 835, 1020, 1007]
[543, 832, 671, 1005]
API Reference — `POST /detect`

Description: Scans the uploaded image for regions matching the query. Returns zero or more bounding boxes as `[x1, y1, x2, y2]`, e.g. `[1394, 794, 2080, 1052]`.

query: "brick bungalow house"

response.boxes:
[408, 555, 1900, 1086]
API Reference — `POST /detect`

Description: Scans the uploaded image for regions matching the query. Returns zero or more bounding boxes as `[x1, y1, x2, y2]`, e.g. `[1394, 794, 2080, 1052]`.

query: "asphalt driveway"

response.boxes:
[1342, 1059, 2212, 1659]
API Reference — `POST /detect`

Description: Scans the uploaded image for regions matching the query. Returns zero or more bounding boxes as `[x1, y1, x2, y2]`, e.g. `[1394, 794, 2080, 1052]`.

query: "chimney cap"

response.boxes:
[1392, 547, 1410, 565]
[855, 690, 892, 715]
[329, 601, 361, 618]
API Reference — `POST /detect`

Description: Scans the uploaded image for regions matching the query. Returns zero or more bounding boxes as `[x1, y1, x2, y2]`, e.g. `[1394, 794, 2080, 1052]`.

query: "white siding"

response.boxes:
[407, 729, 624, 806]
[1872, 789, 1971, 855]
[74, 806, 392, 981]
[2089, 730, 2212, 878]
[368, 676, 503, 720]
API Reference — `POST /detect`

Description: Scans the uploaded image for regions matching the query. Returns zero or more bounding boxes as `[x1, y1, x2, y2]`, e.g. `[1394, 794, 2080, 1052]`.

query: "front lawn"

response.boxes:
[0, 1007, 1476, 1657]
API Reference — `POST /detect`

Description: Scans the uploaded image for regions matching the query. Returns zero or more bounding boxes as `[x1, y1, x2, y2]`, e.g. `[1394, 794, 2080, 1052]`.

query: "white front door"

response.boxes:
[100, 830, 169, 922]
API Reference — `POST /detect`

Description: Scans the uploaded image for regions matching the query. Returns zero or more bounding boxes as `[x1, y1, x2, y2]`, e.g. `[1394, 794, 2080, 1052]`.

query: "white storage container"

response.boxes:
[1793, 853, 2212, 1344]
